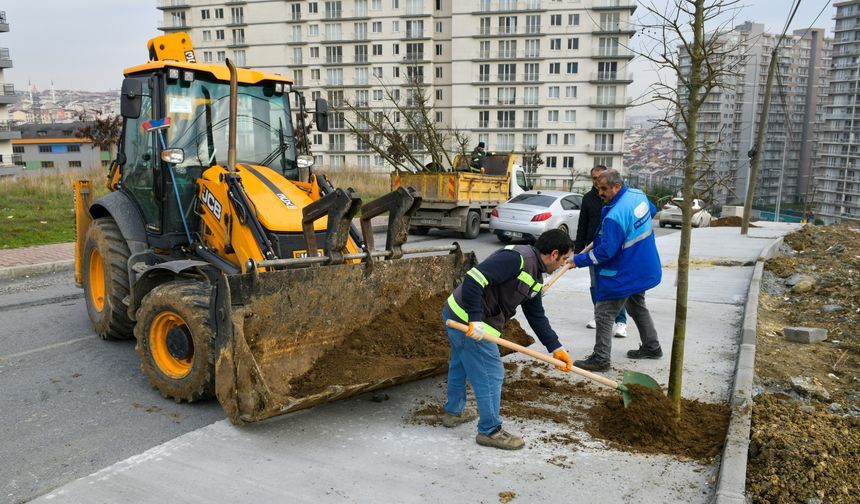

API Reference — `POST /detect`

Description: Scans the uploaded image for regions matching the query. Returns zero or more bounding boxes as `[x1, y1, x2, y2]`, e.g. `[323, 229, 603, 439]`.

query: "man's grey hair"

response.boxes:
[597, 168, 623, 187]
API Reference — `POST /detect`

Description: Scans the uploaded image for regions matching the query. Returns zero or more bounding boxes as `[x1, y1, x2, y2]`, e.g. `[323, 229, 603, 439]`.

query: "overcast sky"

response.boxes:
[2, 0, 834, 111]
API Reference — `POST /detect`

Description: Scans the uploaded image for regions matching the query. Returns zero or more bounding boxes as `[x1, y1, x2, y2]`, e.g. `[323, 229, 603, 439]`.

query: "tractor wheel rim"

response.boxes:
[150, 311, 194, 379]
[88, 248, 105, 312]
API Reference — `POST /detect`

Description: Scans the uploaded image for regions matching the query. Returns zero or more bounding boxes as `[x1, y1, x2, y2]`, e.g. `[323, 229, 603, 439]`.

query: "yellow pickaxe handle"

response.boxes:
[445, 319, 619, 389]
[541, 262, 572, 295]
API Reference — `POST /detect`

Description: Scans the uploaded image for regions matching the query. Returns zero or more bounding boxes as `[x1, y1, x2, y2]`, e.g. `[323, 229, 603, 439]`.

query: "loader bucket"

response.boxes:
[214, 249, 477, 425]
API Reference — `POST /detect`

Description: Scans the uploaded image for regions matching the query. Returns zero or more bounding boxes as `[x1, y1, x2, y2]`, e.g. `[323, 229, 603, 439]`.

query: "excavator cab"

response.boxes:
[74, 33, 480, 425]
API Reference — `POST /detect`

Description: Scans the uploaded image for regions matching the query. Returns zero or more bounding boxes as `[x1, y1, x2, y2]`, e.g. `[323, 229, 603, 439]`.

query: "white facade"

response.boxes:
[158, 0, 634, 190]
[0, 10, 19, 167]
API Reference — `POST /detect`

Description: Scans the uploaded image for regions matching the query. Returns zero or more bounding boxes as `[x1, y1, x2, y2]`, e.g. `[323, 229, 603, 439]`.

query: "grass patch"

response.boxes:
[0, 167, 108, 249]
[324, 167, 391, 200]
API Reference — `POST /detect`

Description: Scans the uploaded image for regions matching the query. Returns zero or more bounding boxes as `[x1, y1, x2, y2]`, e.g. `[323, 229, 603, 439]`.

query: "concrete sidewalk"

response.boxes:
[31, 223, 798, 503]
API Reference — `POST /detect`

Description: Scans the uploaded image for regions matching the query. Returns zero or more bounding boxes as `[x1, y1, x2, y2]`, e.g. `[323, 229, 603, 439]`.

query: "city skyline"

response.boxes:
[3, 0, 835, 111]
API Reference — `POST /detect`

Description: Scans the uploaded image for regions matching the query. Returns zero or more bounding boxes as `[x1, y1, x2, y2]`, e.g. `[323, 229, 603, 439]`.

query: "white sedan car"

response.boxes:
[659, 197, 712, 228]
[489, 190, 582, 242]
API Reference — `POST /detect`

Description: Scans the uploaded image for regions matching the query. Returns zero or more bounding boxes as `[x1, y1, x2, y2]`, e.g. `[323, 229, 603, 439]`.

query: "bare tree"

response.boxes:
[635, 0, 744, 415]
[75, 109, 122, 160]
[337, 79, 471, 173]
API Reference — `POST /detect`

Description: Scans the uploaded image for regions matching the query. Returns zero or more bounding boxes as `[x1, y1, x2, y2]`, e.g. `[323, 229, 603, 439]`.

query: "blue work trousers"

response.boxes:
[442, 306, 504, 436]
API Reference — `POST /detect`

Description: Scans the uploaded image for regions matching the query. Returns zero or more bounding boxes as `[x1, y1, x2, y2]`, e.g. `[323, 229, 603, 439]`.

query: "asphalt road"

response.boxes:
[0, 223, 676, 503]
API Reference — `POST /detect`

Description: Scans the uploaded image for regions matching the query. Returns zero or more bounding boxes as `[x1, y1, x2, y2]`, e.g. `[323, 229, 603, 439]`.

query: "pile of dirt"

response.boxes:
[289, 293, 534, 397]
[410, 362, 730, 461]
[747, 394, 860, 503]
[584, 384, 730, 461]
[711, 216, 758, 227]
[748, 224, 860, 502]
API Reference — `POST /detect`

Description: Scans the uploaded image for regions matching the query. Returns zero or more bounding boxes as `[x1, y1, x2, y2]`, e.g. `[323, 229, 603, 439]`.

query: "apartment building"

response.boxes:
[12, 122, 108, 170]
[819, 1, 860, 223]
[671, 22, 830, 208]
[0, 10, 19, 167]
[157, 0, 635, 190]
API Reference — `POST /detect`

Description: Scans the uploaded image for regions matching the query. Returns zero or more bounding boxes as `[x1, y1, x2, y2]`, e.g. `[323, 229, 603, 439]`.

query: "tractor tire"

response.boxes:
[83, 217, 134, 340]
[134, 280, 216, 402]
[462, 211, 481, 239]
[411, 226, 431, 236]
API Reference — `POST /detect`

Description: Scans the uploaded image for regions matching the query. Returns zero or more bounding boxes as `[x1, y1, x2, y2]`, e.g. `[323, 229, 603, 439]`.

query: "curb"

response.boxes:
[713, 236, 783, 504]
[0, 260, 75, 281]
[0, 219, 391, 282]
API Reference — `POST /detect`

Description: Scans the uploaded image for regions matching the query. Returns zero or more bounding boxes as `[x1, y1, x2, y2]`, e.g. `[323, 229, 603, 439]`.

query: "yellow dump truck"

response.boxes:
[391, 153, 531, 238]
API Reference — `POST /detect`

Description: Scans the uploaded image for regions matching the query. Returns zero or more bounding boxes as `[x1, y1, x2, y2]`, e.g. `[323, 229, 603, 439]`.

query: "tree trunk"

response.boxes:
[666, 0, 705, 418]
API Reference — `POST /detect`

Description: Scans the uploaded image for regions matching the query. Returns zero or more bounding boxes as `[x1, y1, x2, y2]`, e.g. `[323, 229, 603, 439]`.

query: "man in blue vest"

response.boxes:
[442, 229, 574, 450]
[569, 169, 663, 372]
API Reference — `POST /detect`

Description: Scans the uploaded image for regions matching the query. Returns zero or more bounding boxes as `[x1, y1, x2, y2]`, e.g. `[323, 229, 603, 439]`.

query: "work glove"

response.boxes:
[466, 322, 487, 341]
[552, 347, 572, 372]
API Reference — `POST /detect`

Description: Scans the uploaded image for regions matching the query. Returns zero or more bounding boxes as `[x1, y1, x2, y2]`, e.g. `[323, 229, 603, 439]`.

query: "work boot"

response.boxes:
[476, 428, 525, 450]
[586, 319, 597, 329]
[573, 354, 610, 372]
[442, 406, 478, 428]
[613, 322, 627, 338]
[627, 346, 663, 359]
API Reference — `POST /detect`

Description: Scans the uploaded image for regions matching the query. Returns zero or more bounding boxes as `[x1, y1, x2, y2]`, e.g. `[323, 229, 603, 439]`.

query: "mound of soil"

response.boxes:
[289, 293, 534, 397]
[711, 216, 758, 227]
[584, 384, 730, 461]
[410, 362, 730, 461]
[747, 394, 860, 503]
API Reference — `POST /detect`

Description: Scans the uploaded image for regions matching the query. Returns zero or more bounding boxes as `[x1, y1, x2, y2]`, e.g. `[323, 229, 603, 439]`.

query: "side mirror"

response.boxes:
[120, 78, 143, 119]
[297, 154, 314, 182]
[314, 98, 329, 132]
[161, 148, 185, 164]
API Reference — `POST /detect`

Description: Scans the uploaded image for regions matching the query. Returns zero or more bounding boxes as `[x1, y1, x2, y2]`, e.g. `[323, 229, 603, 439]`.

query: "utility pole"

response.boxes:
[741, 46, 780, 235]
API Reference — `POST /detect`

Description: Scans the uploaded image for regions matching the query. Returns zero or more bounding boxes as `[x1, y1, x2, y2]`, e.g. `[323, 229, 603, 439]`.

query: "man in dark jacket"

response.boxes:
[442, 229, 573, 450]
[569, 169, 663, 371]
[575, 165, 628, 337]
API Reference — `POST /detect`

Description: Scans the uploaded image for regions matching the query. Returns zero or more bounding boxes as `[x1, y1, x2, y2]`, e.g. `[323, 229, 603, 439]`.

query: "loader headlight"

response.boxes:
[167, 68, 180, 80]
[274, 83, 284, 94]
[183, 70, 195, 82]
[161, 148, 185, 164]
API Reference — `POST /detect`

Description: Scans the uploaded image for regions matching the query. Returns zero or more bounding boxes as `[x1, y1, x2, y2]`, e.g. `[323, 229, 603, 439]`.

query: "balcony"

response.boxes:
[0, 83, 15, 105]
[592, 0, 637, 11]
[585, 144, 624, 155]
[587, 97, 633, 108]
[324, 10, 342, 20]
[586, 120, 628, 131]
[592, 21, 636, 35]
[0, 11, 8, 33]
[228, 38, 248, 48]
[405, 30, 425, 39]
[475, 27, 540, 37]
[403, 53, 425, 62]
[591, 49, 635, 60]
[227, 16, 246, 26]
[0, 120, 20, 140]
[157, 0, 189, 10]
[588, 72, 633, 84]
[158, 22, 188, 32]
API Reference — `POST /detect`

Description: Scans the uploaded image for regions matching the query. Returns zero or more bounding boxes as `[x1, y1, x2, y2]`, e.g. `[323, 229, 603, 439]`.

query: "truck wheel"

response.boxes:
[411, 226, 431, 236]
[462, 211, 481, 239]
[83, 217, 134, 340]
[135, 280, 216, 402]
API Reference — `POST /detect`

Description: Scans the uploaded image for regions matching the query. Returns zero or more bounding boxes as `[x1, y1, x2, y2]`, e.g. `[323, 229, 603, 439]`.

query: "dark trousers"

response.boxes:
[592, 292, 660, 362]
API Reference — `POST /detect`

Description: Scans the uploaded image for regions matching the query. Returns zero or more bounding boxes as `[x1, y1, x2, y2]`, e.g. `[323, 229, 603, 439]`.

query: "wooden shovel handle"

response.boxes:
[542, 262, 571, 294]
[445, 319, 619, 389]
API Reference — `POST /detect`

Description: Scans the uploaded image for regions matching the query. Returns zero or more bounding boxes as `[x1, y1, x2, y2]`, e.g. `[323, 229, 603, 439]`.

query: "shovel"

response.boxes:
[445, 319, 659, 407]
[541, 262, 572, 296]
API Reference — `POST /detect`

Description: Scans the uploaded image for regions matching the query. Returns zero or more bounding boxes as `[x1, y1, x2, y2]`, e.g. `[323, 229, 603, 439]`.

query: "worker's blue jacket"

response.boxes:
[573, 186, 661, 301]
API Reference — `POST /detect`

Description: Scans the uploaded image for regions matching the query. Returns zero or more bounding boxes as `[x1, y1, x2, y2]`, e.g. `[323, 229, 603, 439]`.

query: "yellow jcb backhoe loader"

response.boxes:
[73, 33, 475, 424]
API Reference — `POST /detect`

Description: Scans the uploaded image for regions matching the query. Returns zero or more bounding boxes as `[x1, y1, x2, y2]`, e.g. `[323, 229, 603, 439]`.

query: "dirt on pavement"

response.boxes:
[747, 224, 860, 503]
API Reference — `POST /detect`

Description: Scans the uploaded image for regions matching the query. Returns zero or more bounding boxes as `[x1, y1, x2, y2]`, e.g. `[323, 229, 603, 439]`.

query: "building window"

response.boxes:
[373, 89, 383, 100]
[524, 87, 539, 105]
[69, 160, 82, 168]
[291, 3, 302, 20]
[216, 29, 225, 40]
[569, 13, 579, 25]
[311, 69, 321, 80]
[393, 66, 400, 77]
[436, 21, 443, 32]
[203, 51, 213, 62]
[309, 2, 319, 13]
[548, 86, 559, 98]
[497, 110, 516, 128]
[435, 111, 443, 123]
[435, 66, 442, 78]
[436, 89, 442, 100]
[12, 145, 23, 153]
[564, 110, 576, 122]
[563, 133, 575, 145]
[497, 63, 516, 82]
[68, 144, 81, 152]
[373, 67, 383, 78]
[201, 9, 210, 20]
[478, 110, 489, 128]
[392, 20, 399, 32]
[549, 62, 560, 74]
[309, 24, 319, 36]
[202, 30, 211, 41]
[479, 64, 490, 82]
[479, 87, 489, 105]
[393, 43, 400, 55]
[565, 85, 577, 98]
[311, 47, 320, 58]
[233, 50, 246, 66]
[546, 134, 558, 145]
[372, 21, 382, 32]
[436, 43, 443, 56]
[497, 133, 515, 151]
[550, 38, 560, 50]
[550, 14, 561, 26]
[566, 62, 578, 74]
[42, 161, 55, 168]
[38, 145, 52, 153]
[547, 110, 559, 122]
[546, 156, 557, 168]
[372, 44, 382, 56]
[215, 8, 224, 18]
[436, 0, 442, 9]
[563, 156, 574, 168]
[568, 38, 579, 50]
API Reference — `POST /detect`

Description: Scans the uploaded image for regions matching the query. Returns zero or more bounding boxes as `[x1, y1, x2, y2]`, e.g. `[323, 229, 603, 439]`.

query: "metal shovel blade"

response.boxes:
[619, 369, 661, 408]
